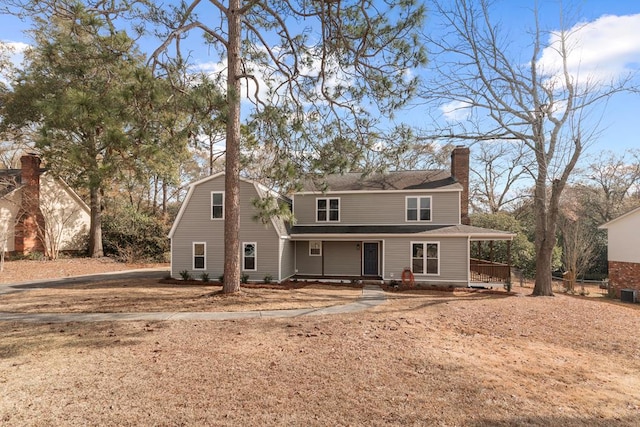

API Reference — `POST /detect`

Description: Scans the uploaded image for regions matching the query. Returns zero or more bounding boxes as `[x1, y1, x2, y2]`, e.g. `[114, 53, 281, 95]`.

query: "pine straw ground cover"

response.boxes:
[1, 285, 639, 426]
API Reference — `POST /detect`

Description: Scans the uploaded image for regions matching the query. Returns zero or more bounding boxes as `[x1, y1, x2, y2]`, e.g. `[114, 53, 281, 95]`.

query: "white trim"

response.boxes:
[192, 242, 207, 270]
[410, 241, 440, 276]
[381, 239, 386, 280]
[361, 241, 380, 276]
[242, 242, 257, 272]
[466, 236, 471, 284]
[251, 182, 291, 240]
[294, 222, 455, 227]
[278, 238, 283, 282]
[211, 191, 225, 220]
[170, 237, 174, 278]
[315, 197, 340, 222]
[294, 188, 462, 196]
[599, 206, 640, 229]
[291, 233, 513, 240]
[405, 195, 432, 222]
[309, 240, 322, 256]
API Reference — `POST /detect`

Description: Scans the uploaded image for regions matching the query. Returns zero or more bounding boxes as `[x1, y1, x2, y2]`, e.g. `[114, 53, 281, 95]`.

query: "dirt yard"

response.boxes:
[0, 257, 167, 284]
[0, 259, 639, 426]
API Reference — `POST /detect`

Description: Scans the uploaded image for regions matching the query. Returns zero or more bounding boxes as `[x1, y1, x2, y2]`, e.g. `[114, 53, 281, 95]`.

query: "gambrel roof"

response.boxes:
[168, 172, 290, 239]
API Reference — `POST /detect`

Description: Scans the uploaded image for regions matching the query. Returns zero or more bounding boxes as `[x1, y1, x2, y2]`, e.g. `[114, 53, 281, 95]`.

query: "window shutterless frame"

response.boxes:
[405, 196, 432, 222]
[309, 240, 322, 256]
[410, 241, 439, 275]
[316, 197, 340, 222]
[193, 242, 206, 270]
[242, 242, 257, 271]
[211, 191, 224, 220]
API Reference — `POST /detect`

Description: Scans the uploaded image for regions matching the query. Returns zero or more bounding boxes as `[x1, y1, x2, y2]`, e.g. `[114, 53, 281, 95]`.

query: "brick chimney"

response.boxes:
[14, 153, 45, 254]
[451, 146, 470, 225]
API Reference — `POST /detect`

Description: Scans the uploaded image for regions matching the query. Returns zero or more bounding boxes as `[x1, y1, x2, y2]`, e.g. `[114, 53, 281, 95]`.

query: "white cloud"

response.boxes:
[441, 100, 472, 121]
[2, 40, 29, 66]
[194, 47, 358, 109]
[538, 14, 640, 84]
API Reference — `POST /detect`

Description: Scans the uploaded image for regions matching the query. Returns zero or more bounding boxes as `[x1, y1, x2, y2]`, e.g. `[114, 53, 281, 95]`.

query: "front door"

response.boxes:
[363, 242, 379, 276]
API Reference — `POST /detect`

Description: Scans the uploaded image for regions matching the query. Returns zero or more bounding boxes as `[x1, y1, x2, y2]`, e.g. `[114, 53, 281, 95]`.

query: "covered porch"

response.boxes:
[469, 239, 513, 288]
[293, 239, 384, 280]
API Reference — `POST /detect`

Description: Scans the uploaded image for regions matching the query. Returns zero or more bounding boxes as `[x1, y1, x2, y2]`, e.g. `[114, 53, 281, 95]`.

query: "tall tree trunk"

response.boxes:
[88, 185, 104, 258]
[533, 231, 556, 296]
[532, 144, 555, 296]
[222, 0, 242, 293]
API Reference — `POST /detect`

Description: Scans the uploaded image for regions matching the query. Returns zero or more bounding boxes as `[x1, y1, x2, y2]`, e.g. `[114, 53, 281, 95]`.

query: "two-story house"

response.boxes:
[169, 146, 514, 286]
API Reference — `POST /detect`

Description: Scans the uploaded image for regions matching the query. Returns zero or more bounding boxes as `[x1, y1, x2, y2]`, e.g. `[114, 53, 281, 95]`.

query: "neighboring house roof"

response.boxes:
[0, 170, 90, 215]
[300, 170, 461, 192]
[290, 224, 514, 240]
[168, 172, 290, 239]
[0, 167, 46, 198]
[599, 205, 640, 229]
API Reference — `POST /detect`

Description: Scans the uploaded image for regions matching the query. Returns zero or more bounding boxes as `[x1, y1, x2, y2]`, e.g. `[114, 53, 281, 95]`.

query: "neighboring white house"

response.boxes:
[0, 154, 90, 257]
[599, 206, 640, 298]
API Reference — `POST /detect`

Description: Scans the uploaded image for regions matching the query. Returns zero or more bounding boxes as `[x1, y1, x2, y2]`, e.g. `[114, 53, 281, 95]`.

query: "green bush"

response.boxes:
[102, 204, 170, 263]
[179, 270, 191, 280]
[200, 272, 210, 282]
[263, 274, 272, 284]
[241, 273, 250, 284]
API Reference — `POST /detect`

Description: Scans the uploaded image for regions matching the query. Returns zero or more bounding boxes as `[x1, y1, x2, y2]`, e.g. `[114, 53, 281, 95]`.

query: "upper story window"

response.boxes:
[211, 191, 224, 219]
[317, 198, 340, 222]
[406, 196, 431, 222]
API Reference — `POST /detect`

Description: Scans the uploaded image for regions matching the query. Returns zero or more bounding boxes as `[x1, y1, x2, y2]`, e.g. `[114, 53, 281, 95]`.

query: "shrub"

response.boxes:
[27, 251, 45, 261]
[263, 274, 272, 284]
[218, 274, 224, 283]
[200, 273, 210, 283]
[241, 273, 250, 284]
[179, 270, 192, 281]
[102, 204, 170, 263]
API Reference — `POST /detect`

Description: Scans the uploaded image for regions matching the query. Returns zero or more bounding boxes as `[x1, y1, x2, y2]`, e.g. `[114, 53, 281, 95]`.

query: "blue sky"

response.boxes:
[1, 0, 639, 157]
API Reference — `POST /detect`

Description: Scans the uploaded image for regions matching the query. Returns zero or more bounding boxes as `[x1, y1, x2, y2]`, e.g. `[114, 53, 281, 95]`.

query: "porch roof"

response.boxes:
[289, 224, 515, 240]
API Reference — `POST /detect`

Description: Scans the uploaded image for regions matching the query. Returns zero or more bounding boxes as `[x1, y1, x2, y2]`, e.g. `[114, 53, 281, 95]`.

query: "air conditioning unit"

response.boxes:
[620, 289, 638, 303]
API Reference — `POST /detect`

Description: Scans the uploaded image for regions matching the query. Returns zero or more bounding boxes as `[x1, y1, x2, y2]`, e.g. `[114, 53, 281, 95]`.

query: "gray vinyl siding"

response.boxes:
[171, 177, 281, 281]
[295, 241, 322, 275]
[323, 241, 361, 275]
[293, 191, 460, 225]
[383, 237, 469, 285]
[280, 239, 296, 280]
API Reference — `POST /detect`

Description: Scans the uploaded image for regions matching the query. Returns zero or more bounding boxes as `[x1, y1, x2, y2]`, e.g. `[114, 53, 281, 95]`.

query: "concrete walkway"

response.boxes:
[0, 268, 387, 322]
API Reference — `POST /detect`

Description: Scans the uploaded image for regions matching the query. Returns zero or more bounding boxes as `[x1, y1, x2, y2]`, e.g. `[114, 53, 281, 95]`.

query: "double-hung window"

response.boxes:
[243, 242, 257, 271]
[411, 242, 439, 275]
[211, 191, 224, 219]
[406, 196, 431, 221]
[193, 242, 206, 270]
[317, 198, 340, 222]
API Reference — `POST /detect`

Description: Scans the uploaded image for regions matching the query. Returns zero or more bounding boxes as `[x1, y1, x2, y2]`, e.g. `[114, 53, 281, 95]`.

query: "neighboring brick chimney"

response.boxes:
[451, 146, 470, 225]
[14, 153, 45, 254]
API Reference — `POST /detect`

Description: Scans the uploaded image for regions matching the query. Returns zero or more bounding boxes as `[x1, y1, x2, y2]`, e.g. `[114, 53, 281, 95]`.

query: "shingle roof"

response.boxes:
[301, 170, 461, 192]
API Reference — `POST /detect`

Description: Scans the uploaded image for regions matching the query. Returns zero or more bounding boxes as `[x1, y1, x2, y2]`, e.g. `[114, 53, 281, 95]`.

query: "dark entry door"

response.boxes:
[363, 242, 379, 276]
